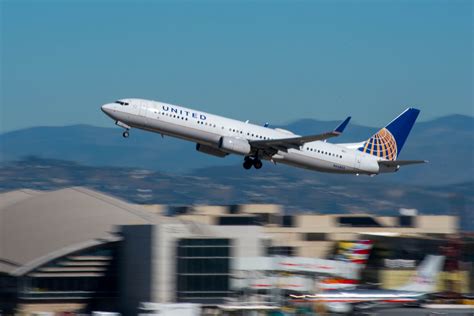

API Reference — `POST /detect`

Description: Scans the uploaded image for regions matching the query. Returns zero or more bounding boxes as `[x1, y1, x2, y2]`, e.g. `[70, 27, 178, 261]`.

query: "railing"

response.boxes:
[18, 290, 95, 300]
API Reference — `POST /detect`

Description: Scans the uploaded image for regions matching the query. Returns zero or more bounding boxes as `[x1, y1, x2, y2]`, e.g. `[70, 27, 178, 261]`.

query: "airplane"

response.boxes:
[290, 255, 445, 314]
[233, 240, 373, 292]
[318, 240, 374, 291]
[101, 98, 426, 175]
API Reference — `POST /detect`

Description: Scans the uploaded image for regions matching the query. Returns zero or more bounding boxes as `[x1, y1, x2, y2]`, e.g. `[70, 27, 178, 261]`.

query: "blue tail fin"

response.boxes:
[358, 108, 420, 160]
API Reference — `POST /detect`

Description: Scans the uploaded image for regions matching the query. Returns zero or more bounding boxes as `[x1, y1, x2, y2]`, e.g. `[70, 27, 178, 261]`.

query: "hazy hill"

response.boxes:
[0, 114, 472, 185]
[1, 157, 472, 231]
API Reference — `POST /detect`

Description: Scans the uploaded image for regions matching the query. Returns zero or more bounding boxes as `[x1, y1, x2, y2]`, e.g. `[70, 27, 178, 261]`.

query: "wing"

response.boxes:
[250, 116, 351, 151]
[378, 160, 428, 167]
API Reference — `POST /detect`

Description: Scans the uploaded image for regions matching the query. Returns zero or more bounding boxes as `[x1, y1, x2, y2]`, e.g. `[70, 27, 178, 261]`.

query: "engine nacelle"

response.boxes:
[325, 302, 353, 314]
[219, 136, 251, 155]
[196, 143, 228, 158]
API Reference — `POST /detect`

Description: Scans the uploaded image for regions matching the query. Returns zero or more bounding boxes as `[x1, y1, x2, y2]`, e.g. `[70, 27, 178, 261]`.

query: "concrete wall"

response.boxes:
[239, 204, 282, 214]
[417, 216, 458, 234]
[119, 225, 153, 316]
[211, 226, 264, 259]
[153, 222, 194, 303]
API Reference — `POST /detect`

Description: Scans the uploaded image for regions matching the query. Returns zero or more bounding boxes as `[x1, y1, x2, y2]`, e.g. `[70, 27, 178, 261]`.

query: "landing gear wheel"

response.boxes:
[243, 159, 253, 170]
[253, 159, 263, 169]
[122, 131, 129, 138]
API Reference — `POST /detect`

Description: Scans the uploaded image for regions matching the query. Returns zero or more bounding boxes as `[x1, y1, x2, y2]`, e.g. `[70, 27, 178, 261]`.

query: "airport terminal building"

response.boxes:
[0, 187, 471, 314]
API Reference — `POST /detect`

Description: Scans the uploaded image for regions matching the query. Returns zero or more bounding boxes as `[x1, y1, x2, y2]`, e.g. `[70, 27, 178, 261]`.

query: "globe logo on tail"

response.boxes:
[359, 128, 397, 160]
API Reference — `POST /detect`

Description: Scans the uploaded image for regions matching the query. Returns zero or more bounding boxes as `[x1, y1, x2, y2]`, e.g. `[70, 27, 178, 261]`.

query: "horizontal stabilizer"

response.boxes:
[378, 160, 428, 167]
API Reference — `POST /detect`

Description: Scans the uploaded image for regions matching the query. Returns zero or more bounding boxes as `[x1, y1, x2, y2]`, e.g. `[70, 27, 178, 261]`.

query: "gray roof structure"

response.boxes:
[0, 187, 160, 276]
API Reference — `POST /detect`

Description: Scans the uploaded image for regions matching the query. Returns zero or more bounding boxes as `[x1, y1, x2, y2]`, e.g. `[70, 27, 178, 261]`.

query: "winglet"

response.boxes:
[334, 116, 351, 134]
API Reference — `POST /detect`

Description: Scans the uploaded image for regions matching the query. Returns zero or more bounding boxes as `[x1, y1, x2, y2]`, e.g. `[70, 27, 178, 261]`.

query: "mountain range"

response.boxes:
[0, 157, 472, 231]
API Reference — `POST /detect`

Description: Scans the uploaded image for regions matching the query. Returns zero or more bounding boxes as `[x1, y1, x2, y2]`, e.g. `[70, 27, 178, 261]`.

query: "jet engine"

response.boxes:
[325, 302, 353, 314]
[218, 136, 251, 155]
[196, 143, 228, 158]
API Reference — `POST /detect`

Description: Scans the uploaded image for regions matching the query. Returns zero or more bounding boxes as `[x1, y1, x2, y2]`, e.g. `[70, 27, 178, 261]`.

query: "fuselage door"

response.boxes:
[355, 152, 362, 171]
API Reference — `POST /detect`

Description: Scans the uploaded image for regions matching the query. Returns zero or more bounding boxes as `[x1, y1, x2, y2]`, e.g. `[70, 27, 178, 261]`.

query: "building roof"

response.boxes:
[0, 187, 159, 276]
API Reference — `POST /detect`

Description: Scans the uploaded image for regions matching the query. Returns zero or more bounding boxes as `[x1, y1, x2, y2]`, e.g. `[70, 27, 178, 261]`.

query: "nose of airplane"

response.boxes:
[101, 103, 113, 116]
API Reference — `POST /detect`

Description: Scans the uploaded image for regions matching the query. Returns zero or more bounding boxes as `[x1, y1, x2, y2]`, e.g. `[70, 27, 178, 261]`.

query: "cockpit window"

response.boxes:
[115, 100, 129, 106]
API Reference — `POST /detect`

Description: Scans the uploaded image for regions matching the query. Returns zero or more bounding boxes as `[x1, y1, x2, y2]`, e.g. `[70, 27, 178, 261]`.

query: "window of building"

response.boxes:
[176, 238, 231, 304]
[304, 233, 327, 241]
[267, 246, 295, 256]
[217, 216, 259, 226]
[228, 205, 240, 214]
[399, 215, 416, 227]
[337, 216, 383, 227]
[281, 215, 294, 227]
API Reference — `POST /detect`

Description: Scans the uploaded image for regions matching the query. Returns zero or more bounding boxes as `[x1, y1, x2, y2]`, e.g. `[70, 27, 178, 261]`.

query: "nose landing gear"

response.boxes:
[115, 121, 131, 138]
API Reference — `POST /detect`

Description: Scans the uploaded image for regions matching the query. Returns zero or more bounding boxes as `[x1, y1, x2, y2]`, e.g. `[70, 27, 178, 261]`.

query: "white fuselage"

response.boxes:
[101, 98, 384, 175]
[291, 290, 426, 313]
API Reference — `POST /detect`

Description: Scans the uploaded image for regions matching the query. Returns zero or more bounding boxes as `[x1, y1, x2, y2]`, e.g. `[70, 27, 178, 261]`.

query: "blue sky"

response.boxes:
[1, 0, 472, 132]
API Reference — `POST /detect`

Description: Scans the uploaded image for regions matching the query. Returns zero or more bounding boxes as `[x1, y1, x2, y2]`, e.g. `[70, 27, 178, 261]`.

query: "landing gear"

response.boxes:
[253, 159, 263, 169]
[243, 159, 253, 169]
[243, 157, 263, 170]
[243, 156, 253, 170]
[122, 131, 129, 138]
